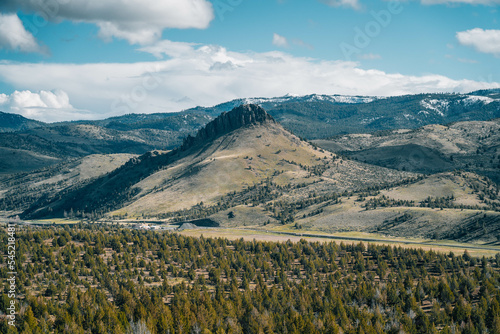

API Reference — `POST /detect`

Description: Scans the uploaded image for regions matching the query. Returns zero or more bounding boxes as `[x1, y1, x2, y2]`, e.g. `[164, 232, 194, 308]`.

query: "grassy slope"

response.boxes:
[112, 122, 332, 215]
[204, 170, 499, 244]
[0, 147, 61, 175]
[313, 119, 500, 181]
[0, 154, 136, 214]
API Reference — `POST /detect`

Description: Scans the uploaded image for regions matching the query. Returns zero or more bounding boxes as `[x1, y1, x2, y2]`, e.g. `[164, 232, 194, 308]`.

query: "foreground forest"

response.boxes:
[1, 225, 500, 334]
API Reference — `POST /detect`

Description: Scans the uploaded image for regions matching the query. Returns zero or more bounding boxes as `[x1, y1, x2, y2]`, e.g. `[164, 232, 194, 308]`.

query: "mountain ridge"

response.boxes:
[18, 105, 287, 218]
[0, 111, 45, 132]
[0, 89, 498, 176]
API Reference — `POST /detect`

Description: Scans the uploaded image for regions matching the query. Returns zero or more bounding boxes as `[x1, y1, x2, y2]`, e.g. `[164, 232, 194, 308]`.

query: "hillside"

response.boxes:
[0, 124, 181, 174]
[286, 171, 500, 243]
[17, 105, 413, 219]
[2, 104, 499, 243]
[0, 153, 136, 215]
[0, 111, 44, 132]
[0, 147, 61, 175]
[4, 105, 499, 243]
[313, 118, 500, 183]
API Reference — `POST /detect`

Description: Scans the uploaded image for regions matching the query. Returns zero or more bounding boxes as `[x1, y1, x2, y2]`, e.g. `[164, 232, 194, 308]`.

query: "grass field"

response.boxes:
[178, 227, 500, 258]
[25, 218, 82, 225]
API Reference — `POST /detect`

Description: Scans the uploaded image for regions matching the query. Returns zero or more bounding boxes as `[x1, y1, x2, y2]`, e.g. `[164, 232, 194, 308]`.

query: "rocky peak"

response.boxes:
[181, 104, 275, 149]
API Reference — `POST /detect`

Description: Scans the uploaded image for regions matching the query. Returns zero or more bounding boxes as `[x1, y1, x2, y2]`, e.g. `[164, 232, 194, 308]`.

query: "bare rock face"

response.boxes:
[181, 104, 275, 149]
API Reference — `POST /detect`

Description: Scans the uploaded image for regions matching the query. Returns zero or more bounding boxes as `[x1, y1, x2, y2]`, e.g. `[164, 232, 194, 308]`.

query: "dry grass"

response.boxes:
[381, 172, 486, 207]
[111, 123, 331, 216]
[177, 227, 500, 258]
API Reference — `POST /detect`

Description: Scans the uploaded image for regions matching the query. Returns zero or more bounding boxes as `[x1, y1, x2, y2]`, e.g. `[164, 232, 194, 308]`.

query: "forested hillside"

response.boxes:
[1, 225, 499, 334]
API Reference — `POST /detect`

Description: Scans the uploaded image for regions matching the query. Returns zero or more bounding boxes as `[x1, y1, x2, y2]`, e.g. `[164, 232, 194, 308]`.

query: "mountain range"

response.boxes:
[0, 89, 499, 175]
[1, 102, 499, 244]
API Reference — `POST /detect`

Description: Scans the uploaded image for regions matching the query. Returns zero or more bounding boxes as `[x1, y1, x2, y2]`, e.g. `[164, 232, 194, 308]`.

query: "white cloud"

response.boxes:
[320, 0, 361, 9]
[0, 0, 214, 45]
[272, 33, 289, 48]
[0, 40, 498, 122]
[456, 28, 500, 56]
[137, 40, 199, 59]
[0, 93, 8, 105]
[0, 89, 92, 122]
[0, 13, 44, 53]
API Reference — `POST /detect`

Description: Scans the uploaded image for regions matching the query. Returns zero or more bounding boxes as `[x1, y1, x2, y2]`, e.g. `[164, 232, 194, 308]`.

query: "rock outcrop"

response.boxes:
[181, 104, 275, 150]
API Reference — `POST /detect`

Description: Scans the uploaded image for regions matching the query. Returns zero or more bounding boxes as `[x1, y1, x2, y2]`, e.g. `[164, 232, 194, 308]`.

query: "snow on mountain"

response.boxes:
[419, 99, 449, 117]
[462, 95, 495, 106]
[241, 94, 378, 106]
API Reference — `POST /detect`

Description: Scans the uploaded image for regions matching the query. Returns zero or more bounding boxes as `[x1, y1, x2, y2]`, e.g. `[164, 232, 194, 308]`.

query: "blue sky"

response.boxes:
[0, 0, 498, 122]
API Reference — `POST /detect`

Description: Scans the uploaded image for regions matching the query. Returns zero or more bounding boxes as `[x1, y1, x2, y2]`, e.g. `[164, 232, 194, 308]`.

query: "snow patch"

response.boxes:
[419, 99, 449, 117]
[239, 94, 378, 106]
[462, 95, 495, 106]
[360, 116, 381, 124]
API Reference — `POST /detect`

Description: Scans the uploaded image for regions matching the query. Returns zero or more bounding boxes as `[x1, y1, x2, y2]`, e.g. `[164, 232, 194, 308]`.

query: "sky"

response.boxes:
[0, 0, 499, 122]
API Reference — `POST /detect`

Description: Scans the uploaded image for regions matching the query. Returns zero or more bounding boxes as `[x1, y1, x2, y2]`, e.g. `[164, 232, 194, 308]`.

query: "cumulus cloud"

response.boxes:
[0, 41, 498, 122]
[272, 33, 289, 48]
[0, 89, 92, 122]
[0, 0, 214, 45]
[456, 28, 500, 56]
[0, 13, 44, 53]
[320, 0, 361, 9]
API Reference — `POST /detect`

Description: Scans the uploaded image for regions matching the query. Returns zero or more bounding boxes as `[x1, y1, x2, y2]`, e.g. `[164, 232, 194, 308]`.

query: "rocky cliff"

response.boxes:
[181, 104, 275, 150]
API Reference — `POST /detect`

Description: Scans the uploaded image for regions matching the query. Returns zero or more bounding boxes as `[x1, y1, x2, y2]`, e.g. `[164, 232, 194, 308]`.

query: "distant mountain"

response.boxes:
[0, 153, 135, 213]
[0, 123, 183, 174]
[65, 90, 500, 141]
[0, 111, 44, 132]
[74, 110, 212, 133]
[265, 91, 500, 139]
[0, 89, 498, 175]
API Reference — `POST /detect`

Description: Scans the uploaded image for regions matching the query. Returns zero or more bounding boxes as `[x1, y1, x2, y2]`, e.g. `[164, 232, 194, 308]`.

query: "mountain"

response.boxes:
[0, 111, 44, 132]
[0, 147, 61, 175]
[0, 123, 183, 174]
[313, 118, 500, 183]
[17, 105, 412, 219]
[2, 104, 499, 243]
[73, 89, 500, 139]
[0, 89, 498, 176]
[264, 91, 500, 139]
